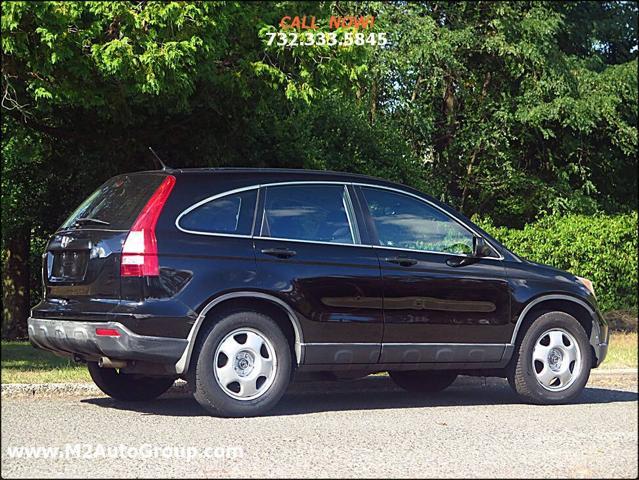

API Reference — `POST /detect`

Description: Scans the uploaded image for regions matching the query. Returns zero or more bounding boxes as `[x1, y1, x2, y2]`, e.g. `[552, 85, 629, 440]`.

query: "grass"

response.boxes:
[1, 341, 90, 384]
[600, 332, 637, 369]
[1, 332, 637, 384]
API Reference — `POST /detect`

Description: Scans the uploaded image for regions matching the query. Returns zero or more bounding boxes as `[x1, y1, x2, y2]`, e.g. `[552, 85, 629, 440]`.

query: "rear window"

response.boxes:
[60, 174, 165, 231]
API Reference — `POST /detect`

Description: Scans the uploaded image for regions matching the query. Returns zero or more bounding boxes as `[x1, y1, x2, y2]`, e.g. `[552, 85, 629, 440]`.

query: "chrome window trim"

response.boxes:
[255, 236, 371, 249]
[180, 231, 253, 239]
[342, 186, 360, 244]
[259, 181, 355, 187]
[175, 180, 503, 260]
[372, 244, 503, 260]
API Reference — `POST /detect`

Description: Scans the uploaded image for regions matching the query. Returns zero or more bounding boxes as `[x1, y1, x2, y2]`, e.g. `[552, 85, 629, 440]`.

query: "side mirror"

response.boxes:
[447, 236, 493, 267]
[473, 236, 492, 258]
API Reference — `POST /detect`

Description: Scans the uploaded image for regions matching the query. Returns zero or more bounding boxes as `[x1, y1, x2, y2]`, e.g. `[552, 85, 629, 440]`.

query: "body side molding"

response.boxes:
[175, 292, 305, 375]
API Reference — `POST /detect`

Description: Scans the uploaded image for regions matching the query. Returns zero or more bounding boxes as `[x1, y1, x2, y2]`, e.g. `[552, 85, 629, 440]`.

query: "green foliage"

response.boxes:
[368, 1, 637, 224]
[476, 212, 639, 312]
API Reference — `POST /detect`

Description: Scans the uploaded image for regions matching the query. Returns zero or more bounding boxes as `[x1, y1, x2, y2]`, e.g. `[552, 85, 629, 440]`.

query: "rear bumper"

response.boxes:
[28, 317, 187, 365]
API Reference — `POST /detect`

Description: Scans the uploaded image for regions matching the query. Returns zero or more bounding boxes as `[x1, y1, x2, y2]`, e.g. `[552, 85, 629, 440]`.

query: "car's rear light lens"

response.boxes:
[121, 175, 176, 277]
[95, 328, 121, 337]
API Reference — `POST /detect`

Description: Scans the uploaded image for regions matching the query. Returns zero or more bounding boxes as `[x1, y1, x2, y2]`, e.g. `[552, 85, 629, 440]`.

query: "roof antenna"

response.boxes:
[148, 147, 170, 170]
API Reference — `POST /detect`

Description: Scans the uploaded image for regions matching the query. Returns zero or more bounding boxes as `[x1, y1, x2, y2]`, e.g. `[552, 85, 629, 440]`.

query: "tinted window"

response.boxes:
[261, 185, 357, 244]
[60, 174, 165, 230]
[362, 187, 475, 254]
[180, 190, 257, 235]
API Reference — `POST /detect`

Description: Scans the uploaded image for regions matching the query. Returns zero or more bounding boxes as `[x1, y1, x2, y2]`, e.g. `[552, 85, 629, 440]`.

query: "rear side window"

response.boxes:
[178, 190, 257, 235]
[260, 185, 358, 244]
[60, 174, 165, 231]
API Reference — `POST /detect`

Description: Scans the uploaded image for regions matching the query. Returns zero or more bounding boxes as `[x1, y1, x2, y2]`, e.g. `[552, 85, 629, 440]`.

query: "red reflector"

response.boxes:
[121, 175, 176, 277]
[95, 328, 121, 337]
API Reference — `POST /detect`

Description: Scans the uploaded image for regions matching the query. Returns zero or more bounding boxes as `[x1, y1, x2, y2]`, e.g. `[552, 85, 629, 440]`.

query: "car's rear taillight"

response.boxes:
[121, 175, 176, 277]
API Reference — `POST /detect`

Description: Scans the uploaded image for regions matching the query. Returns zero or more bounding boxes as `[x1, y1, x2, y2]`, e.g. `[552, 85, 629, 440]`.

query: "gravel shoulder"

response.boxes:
[2, 374, 637, 478]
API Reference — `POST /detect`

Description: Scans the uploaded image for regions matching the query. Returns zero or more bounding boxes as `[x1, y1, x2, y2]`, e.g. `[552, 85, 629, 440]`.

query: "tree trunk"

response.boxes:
[459, 146, 480, 214]
[2, 230, 31, 339]
[370, 78, 378, 125]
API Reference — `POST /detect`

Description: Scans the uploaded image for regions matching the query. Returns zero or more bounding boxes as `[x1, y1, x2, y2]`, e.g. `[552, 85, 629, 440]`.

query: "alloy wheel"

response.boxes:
[213, 328, 277, 400]
[532, 328, 582, 392]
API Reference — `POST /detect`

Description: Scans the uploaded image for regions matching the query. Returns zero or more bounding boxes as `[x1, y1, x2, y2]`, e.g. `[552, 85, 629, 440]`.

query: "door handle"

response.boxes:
[260, 248, 297, 259]
[384, 256, 418, 267]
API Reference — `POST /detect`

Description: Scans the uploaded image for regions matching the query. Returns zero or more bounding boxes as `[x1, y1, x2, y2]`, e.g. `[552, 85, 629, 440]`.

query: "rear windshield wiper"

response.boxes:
[74, 217, 110, 226]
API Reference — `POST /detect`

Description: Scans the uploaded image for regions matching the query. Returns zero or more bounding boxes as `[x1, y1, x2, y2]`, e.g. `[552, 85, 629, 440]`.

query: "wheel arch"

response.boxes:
[509, 294, 602, 364]
[175, 292, 304, 375]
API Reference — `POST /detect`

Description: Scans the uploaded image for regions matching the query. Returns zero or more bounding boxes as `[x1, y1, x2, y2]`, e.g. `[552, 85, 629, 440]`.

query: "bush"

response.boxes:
[604, 310, 638, 332]
[475, 213, 638, 313]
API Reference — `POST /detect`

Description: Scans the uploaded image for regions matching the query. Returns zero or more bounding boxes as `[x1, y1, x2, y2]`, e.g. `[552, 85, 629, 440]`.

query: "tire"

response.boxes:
[389, 370, 458, 393]
[507, 311, 592, 404]
[87, 363, 175, 401]
[192, 310, 292, 417]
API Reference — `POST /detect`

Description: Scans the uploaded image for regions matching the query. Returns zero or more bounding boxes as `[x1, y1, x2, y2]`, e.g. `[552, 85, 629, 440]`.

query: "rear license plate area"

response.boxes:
[50, 251, 89, 282]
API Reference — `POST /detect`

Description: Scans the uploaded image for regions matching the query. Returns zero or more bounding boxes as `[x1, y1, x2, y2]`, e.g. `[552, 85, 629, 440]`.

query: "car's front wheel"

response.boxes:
[87, 363, 175, 401]
[192, 310, 292, 417]
[507, 311, 592, 404]
[389, 370, 458, 393]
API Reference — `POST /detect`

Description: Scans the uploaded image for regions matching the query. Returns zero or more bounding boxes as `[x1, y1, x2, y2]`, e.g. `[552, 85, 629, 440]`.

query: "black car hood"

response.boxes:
[521, 258, 578, 281]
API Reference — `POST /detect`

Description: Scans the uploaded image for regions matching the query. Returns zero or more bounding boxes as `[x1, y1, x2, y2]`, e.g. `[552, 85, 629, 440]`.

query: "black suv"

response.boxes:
[29, 168, 608, 417]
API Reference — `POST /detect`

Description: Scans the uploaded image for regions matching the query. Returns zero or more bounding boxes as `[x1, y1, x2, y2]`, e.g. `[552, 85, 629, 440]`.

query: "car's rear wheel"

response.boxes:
[87, 362, 175, 401]
[192, 310, 292, 417]
[507, 311, 592, 404]
[389, 370, 458, 393]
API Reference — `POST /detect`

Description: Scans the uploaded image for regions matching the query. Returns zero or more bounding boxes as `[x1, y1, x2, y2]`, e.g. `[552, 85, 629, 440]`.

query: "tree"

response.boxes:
[368, 1, 637, 224]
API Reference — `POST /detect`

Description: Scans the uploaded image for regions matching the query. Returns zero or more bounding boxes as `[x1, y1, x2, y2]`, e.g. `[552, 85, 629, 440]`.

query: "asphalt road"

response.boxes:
[2, 375, 637, 478]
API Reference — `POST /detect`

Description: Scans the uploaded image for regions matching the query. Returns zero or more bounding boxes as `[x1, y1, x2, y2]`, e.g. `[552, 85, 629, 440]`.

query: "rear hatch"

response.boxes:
[36, 173, 169, 320]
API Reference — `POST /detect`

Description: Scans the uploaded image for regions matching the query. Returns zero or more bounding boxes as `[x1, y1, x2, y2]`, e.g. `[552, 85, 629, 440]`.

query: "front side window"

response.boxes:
[261, 185, 357, 244]
[361, 187, 475, 255]
[179, 189, 257, 235]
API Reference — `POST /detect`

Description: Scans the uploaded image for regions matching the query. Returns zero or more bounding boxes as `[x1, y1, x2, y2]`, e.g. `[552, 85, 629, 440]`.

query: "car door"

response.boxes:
[355, 185, 511, 364]
[254, 183, 384, 365]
